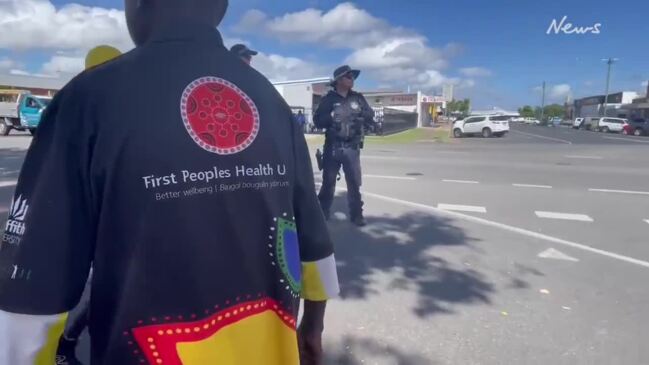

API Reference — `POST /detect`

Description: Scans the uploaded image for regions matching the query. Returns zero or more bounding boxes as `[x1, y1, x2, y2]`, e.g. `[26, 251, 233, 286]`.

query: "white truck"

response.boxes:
[0, 90, 52, 136]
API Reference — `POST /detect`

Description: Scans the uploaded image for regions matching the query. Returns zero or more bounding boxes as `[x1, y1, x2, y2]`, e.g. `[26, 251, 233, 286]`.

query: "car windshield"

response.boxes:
[35, 97, 51, 107]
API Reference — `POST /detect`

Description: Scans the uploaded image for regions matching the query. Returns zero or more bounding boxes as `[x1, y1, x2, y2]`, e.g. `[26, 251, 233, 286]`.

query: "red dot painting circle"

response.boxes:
[180, 77, 260, 155]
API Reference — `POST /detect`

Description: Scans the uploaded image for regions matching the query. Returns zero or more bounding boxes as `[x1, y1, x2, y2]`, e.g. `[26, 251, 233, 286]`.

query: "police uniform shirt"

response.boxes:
[0, 23, 338, 365]
[314, 89, 375, 146]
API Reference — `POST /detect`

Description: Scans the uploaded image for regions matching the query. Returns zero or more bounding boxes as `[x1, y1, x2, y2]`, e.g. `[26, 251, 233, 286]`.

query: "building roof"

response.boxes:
[271, 77, 329, 86]
[0, 73, 68, 91]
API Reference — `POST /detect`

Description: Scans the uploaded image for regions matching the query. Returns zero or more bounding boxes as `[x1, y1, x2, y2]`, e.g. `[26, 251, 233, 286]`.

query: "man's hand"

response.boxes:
[298, 322, 323, 365]
[299, 300, 327, 365]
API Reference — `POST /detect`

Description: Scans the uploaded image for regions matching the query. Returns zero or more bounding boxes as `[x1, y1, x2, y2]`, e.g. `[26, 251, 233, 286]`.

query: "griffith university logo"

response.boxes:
[180, 77, 260, 155]
[6, 195, 28, 236]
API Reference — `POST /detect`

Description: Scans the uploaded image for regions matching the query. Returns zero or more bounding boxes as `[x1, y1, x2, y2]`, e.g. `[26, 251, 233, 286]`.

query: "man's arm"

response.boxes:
[0, 80, 96, 364]
[291, 113, 338, 363]
[314, 96, 334, 130]
[358, 94, 376, 128]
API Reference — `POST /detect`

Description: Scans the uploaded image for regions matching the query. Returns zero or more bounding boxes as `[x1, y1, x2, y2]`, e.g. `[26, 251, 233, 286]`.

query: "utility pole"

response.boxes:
[601, 58, 618, 117]
[540, 81, 546, 122]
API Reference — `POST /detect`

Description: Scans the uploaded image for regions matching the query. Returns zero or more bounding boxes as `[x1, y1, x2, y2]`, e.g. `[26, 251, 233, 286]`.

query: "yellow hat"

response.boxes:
[85, 45, 122, 70]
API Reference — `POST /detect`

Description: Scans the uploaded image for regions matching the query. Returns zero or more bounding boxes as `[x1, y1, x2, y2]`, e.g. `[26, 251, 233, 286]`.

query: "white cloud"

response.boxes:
[41, 55, 85, 75]
[252, 53, 328, 82]
[0, 0, 132, 51]
[236, 3, 468, 93]
[532, 83, 572, 101]
[459, 67, 492, 77]
[549, 84, 571, 99]
[236, 3, 410, 49]
[0, 57, 21, 71]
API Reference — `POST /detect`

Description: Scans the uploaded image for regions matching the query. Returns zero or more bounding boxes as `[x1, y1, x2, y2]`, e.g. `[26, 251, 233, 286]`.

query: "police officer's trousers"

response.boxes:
[318, 147, 364, 219]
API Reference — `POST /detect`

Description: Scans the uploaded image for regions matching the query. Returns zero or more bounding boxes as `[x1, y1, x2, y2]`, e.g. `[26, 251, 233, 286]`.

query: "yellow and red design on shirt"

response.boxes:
[131, 298, 298, 365]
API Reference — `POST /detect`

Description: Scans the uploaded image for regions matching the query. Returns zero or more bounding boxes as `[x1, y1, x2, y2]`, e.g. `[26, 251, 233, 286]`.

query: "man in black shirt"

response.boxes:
[315, 65, 375, 226]
[0, 0, 338, 364]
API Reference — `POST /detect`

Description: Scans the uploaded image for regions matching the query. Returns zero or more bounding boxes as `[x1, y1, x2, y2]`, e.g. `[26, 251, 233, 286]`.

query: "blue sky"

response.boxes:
[2, 0, 648, 109]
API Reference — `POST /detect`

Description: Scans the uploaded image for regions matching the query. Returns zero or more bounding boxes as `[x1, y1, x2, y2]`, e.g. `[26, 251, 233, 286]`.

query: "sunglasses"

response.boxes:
[342, 73, 355, 80]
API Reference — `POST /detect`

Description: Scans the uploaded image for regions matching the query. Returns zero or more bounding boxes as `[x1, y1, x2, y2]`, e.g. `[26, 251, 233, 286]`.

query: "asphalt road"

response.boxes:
[315, 124, 649, 364]
[0, 124, 648, 364]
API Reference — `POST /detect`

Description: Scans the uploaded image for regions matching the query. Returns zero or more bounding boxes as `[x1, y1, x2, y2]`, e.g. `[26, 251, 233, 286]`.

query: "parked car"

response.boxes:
[622, 118, 649, 136]
[523, 117, 540, 125]
[511, 117, 526, 123]
[572, 118, 585, 129]
[581, 117, 600, 130]
[548, 117, 563, 127]
[597, 117, 627, 133]
[453, 115, 510, 138]
[0, 90, 51, 136]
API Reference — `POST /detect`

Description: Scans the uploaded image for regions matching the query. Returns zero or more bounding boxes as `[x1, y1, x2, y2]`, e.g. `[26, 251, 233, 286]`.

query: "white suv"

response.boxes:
[453, 115, 510, 138]
[597, 117, 627, 133]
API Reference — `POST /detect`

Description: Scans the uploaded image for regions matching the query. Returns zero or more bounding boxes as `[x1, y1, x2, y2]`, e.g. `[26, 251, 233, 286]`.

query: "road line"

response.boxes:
[357, 190, 649, 269]
[535, 211, 594, 222]
[362, 155, 401, 160]
[512, 183, 552, 189]
[442, 179, 479, 184]
[603, 136, 649, 144]
[565, 155, 603, 160]
[588, 188, 649, 196]
[437, 204, 487, 213]
[0, 180, 17, 188]
[510, 130, 572, 144]
[363, 174, 416, 181]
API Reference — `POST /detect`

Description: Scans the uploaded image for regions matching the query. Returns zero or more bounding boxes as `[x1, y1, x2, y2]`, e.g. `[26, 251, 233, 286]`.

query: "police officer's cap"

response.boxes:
[331, 65, 360, 86]
[230, 44, 258, 57]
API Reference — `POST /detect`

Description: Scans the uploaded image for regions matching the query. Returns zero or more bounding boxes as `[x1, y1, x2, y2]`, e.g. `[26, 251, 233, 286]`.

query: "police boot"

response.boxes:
[351, 214, 366, 227]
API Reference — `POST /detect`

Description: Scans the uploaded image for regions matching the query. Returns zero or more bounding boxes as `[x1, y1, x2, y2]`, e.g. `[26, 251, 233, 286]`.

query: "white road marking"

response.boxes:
[358, 190, 649, 269]
[603, 136, 649, 144]
[538, 248, 580, 262]
[362, 155, 401, 160]
[511, 130, 572, 144]
[442, 179, 479, 184]
[565, 155, 603, 160]
[333, 212, 347, 221]
[535, 211, 593, 222]
[588, 188, 649, 196]
[437, 204, 487, 213]
[0, 180, 17, 188]
[363, 174, 416, 181]
[513, 183, 552, 189]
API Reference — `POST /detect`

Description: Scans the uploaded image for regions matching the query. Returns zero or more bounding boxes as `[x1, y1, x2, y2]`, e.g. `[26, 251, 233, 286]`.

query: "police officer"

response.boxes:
[315, 65, 375, 227]
[230, 43, 258, 65]
[0, 0, 338, 364]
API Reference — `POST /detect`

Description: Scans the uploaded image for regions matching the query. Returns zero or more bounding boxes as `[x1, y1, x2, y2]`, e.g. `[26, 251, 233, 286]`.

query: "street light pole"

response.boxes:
[601, 57, 618, 117]
[540, 81, 546, 122]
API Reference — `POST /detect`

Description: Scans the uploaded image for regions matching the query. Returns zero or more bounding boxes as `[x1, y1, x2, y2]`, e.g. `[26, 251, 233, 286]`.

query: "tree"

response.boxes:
[525, 104, 566, 120]
[544, 104, 565, 118]
[518, 105, 535, 118]
[448, 98, 471, 116]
